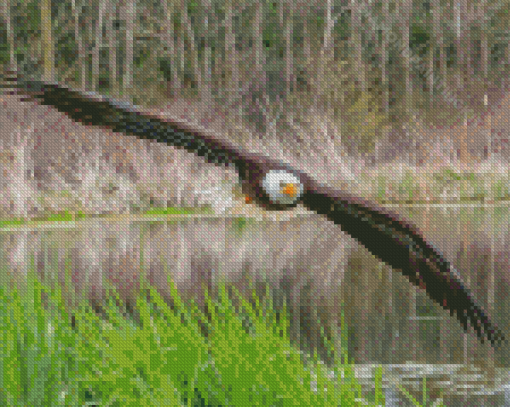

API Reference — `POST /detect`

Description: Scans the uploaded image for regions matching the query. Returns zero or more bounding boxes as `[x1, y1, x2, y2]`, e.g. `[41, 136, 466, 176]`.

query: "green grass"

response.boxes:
[0, 210, 87, 228]
[0, 206, 214, 229]
[0, 250, 436, 407]
[142, 206, 213, 216]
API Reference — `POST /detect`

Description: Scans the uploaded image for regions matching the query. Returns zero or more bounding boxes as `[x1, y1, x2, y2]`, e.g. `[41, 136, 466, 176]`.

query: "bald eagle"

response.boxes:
[2, 73, 505, 347]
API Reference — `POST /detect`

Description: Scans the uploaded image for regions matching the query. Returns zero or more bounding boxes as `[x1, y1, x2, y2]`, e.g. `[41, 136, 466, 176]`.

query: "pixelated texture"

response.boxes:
[1, 0, 510, 405]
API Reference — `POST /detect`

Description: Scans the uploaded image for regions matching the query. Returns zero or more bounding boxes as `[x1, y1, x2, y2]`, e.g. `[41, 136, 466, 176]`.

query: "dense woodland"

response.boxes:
[1, 0, 509, 163]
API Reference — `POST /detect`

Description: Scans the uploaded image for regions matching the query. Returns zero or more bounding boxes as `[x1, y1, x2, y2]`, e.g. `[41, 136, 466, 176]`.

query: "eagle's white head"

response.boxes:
[262, 169, 304, 205]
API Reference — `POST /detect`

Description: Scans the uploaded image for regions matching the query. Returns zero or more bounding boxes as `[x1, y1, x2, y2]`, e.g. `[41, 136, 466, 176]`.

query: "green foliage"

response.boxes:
[0, 249, 423, 406]
[231, 217, 255, 236]
[0, 207, 211, 229]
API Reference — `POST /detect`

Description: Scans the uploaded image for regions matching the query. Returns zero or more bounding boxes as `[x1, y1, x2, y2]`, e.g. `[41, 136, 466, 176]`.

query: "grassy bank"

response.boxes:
[0, 206, 214, 229]
[0, 252, 427, 406]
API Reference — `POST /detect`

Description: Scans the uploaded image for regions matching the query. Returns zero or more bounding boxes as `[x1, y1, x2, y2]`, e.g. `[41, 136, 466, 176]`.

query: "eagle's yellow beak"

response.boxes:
[245, 196, 252, 204]
[282, 183, 298, 197]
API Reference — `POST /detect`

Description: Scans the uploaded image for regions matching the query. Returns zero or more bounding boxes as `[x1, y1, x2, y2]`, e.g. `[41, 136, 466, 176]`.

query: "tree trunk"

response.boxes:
[180, 0, 201, 92]
[316, 0, 335, 108]
[350, 0, 365, 92]
[92, 0, 106, 91]
[283, 1, 294, 96]
[380, 0, 389, 114]
[72, 0, 87, 89]
[161, 0, 180, 96]
[123, 0, 135, 92]
[108, 0, 118, 95]
[224, 0, 238, 106]
[42, 0, 54, 81]
[3, 1, 16, 69]
[398, 0, 411, 111]
[201, 0, 212, 102]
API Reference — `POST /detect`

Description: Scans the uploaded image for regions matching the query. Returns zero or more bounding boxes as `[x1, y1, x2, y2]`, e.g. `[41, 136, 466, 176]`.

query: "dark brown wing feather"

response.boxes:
[4, 74, 505, 346]
[302, 186, 505, 347]
[4, 77, 248, 169]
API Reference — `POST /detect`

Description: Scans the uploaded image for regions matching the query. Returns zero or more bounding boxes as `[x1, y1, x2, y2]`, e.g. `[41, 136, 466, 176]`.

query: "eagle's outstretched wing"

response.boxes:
[302, 188, 505, 346]
[4, 78, 246, 168]
[3, 73, 505, 346]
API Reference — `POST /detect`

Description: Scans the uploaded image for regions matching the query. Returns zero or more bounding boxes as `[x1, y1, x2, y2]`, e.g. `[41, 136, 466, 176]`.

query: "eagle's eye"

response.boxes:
[262, 170, 303, 205]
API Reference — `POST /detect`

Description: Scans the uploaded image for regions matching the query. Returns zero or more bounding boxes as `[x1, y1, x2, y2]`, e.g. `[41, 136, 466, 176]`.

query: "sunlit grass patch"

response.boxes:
[0, 206, 214, 230]
[142, 206, 214, 216]
[0, 249, 437, 406]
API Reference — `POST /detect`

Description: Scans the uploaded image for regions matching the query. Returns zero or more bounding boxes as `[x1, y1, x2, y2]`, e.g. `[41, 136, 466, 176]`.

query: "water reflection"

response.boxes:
[1, 206, 509, 405]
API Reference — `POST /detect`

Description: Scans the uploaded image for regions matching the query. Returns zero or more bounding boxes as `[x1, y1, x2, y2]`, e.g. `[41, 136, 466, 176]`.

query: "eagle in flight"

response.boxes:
[2, 72, 505, 347]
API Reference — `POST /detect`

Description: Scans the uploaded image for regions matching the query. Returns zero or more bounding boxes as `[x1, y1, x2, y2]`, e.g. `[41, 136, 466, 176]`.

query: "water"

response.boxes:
[1, 205, 509, 405]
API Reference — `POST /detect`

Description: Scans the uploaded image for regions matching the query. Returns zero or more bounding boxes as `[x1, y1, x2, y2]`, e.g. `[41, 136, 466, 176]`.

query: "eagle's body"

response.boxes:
[2, 72, 504, 347]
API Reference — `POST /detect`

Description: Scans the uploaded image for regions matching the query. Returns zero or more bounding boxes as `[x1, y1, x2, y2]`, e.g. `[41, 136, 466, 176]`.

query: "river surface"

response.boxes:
[1, 205, 509, 406]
